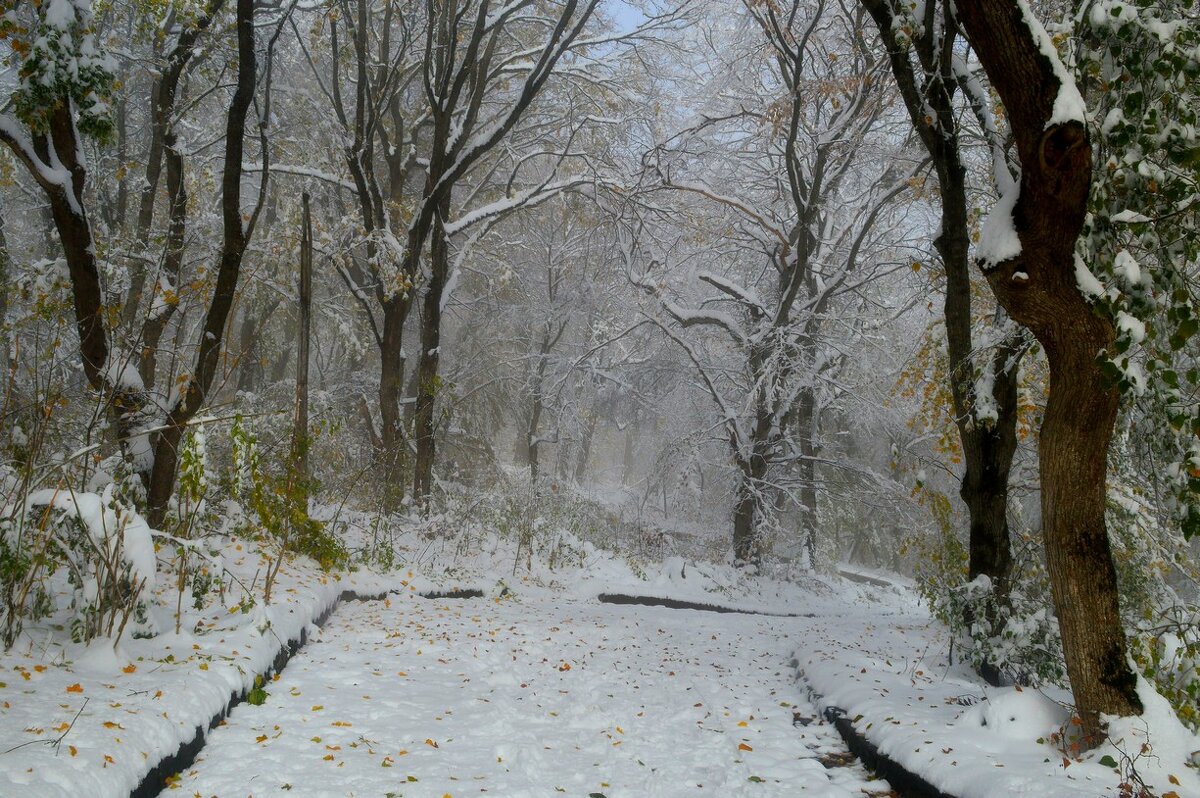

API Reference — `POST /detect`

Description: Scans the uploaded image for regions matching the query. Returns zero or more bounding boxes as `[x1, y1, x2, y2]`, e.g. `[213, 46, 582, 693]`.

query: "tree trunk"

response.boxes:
[865, 0, 1020, 685]
[236, 306, 263, 392]
[732, 471, 758, 565]
[147, 0, 258, 527]
[0, 200, 10, 372]
[291, 192, 313, 508]
[412, 204, 451, 502]
[794, 389, 818, 567]
[526, 326, 553, 485]
[622, 424, 636, 486]
[574, 406, 598, 484]
[956, 0, 1142, 741]
[138, 122, 187, 388]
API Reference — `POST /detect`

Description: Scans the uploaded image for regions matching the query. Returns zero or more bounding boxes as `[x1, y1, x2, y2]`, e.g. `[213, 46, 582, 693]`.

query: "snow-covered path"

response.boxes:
[174, 588, 883, 797]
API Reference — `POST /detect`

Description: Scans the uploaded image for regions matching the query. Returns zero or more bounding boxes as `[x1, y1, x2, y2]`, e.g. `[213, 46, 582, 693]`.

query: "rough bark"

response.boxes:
[955, 0, 1142, 740]
[412, 201, 451, 502]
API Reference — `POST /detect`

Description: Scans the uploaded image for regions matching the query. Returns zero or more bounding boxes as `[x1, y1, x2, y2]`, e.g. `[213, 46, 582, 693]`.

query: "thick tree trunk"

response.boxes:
[956, 0, 1142, 741]
[412, 206, 451, 502]
[732, 476, 756, 564]
[794, 389, 818, 567]
[1040, 315, 1137, 740]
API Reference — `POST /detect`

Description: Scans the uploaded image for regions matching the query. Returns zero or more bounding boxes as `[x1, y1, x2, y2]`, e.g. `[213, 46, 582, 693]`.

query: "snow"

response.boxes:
[4, 506, 1199, 798]
[1074, 253, 1107, 299]
[976, 184, 1022, 268]
[18, 487, 156, 588]
[1116, 311, 1146, 344]
[1015, 0, 1087, 128]
[1113, 249, 1143, 287]
[800, 597, 1200, 798]
[174, 588, 878, 797]
[44, 0, 79, 31]
[100, 352, 144, 393]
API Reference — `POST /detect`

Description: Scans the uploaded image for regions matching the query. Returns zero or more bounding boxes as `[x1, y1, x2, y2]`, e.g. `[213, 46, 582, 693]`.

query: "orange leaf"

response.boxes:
[738, 743, 753, 752]
[425, 738, 439, 748]
[122, 664, 136, 674]
[1168, 775, 1180, 786]
[68, 745, 77, 757]
[66, 683, 83, 694]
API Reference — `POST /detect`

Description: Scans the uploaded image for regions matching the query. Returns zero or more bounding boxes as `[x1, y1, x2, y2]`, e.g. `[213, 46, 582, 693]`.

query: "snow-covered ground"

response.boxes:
[173, 586, 883, 797]
[3, 506, 1199, 798]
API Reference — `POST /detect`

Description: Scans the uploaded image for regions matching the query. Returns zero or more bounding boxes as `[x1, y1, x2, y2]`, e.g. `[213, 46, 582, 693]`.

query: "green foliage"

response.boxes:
[8, 0, 116, 140]
[0, 488, 152, 646]
[910, 492, 1064, 685]
[1074, 0, 1200, 538]
[1129, 606, 1200, 733]
[231, 416, 346, 571]
[246, 675, 268, 706]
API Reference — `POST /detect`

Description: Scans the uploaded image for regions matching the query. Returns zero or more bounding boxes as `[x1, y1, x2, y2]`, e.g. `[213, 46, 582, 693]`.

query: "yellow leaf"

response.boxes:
[738, 743, 753, 751]
[425, 738, 439, 748]
[737, 721, 748, 727]
[68, 745, 77, 757]
[312, 705, 324, 711]
[256, 735, 267, 743]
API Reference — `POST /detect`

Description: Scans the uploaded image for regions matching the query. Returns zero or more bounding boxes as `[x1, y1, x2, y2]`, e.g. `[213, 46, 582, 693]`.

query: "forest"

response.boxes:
[0, 0, 1198, 796]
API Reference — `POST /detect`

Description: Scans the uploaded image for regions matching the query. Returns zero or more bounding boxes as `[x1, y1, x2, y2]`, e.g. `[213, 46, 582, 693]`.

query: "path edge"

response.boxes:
[132, 587, 481, 797]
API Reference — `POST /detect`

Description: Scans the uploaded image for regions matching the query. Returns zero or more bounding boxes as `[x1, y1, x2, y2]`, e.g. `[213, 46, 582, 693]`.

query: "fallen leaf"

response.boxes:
[122, 665, 136, 674]
[739, 743, 753, 752]
[66, 684, 83, 694]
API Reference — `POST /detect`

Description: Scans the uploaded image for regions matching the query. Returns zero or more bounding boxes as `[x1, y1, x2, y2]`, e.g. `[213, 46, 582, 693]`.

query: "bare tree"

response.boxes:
[635, 0, 918, 564]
